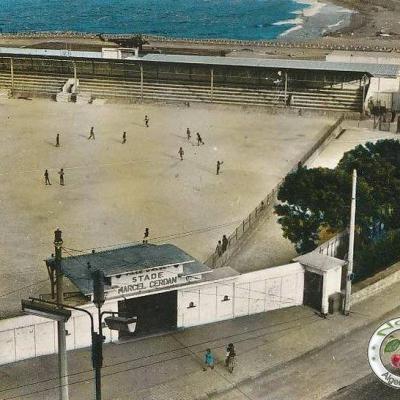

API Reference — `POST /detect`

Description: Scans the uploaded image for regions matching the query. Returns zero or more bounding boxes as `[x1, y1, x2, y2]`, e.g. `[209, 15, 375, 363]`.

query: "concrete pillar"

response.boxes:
[284, 71, 288, 105]
[10, 58, 14, 92]
[73, 61, 77, 94]
[362, 75, 366, 116]
[210, 67, 214, 102]
[140, 64, 144, 102]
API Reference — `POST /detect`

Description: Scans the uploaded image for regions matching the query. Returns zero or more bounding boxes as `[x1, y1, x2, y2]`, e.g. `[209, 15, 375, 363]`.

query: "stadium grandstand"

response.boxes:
[0, 46, 399, 112]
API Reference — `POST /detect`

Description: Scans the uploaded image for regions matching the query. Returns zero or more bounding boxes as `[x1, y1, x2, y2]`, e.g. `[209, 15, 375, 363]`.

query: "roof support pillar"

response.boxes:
[362, 75, 367, 116]
[284, 71, 288, 106]
[73, 61, 77, 94]
[10, 57, 14, 93]
[210, 67, 214, 102]
[140, 63, 144, 102]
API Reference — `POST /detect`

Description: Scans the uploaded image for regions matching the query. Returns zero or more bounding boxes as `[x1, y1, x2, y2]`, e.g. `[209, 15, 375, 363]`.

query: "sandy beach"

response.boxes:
[326, 0, 400, 39]
[277, 0, 353, 39]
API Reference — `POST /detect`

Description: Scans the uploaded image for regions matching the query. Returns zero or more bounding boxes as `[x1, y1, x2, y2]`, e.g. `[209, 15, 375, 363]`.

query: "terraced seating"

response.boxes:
[79, 76, 363, 112]
[0, 71, 363, 112]
[0, 72, 67, 96]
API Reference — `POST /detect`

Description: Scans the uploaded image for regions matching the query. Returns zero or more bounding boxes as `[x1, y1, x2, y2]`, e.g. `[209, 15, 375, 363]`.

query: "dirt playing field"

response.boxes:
[0, 98, 333, 316]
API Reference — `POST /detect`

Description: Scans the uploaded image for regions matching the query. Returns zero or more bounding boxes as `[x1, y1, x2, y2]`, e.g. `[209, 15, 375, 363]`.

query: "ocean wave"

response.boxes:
[327, 19, 344, 29]
[293, 0, 325, 17]
[273, 17, 303, 26]
[279, 24, 304, 36]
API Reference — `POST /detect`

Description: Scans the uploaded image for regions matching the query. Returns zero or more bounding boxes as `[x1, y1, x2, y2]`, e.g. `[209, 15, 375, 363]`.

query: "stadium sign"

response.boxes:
[117, 270, 184, 294]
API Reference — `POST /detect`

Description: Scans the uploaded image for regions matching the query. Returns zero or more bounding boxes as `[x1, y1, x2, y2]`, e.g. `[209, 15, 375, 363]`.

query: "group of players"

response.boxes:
[43, 114, 224, 186]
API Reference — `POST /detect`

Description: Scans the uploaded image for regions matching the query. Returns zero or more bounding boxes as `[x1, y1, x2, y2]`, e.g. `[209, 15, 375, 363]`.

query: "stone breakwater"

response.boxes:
[0, 31, 399, 53]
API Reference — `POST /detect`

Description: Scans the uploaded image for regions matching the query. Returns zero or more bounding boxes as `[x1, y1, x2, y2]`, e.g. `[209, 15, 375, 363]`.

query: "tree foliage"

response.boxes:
[275, 139, 400, 254]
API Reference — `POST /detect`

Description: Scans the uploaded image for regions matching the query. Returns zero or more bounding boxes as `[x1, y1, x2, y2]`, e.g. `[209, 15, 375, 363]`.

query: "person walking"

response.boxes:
[216, 160, 224, 175]
[225, 343, 236, 372]
[178, 147, 184, 161]
[58, 168, 65, 186]
[186, 128, 191, 141]
[221, 234, 228, 253]
[55, 133, 60, 147]
[143, 228, 149, 244]
[144, 115, 149, 128]
[216, 240, 223, 257]
[88, 126, 95, 140]
[44, 169, 51, 185]
[196, 132, 204, 146]
[203, 349, 215, 371]
[122, 131, 127, 144]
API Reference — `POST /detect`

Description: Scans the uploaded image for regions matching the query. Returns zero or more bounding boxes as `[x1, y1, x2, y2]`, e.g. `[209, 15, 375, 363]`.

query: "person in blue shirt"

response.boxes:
[203, 348, 214, 371]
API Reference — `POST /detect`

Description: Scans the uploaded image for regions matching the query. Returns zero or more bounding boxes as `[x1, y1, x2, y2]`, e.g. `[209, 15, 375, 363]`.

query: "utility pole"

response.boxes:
[54, 229, 69, 400]
[284, 71, 288, 105]
[344, 170, 357, 315]
[92, 270, 105, 400]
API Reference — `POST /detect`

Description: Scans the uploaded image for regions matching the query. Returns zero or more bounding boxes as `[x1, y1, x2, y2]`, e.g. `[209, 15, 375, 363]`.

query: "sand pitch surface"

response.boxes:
[0, 98, 332, 316]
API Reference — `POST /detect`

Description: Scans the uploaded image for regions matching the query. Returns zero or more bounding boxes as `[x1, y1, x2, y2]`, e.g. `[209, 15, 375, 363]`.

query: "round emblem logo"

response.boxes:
[368, 317, 400, 389]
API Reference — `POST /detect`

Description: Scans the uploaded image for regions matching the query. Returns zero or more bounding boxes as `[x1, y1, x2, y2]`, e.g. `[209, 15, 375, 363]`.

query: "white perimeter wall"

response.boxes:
[0, 300, 119, 365]
[177, 262, 304, 328]
[0, 263, 304, 365]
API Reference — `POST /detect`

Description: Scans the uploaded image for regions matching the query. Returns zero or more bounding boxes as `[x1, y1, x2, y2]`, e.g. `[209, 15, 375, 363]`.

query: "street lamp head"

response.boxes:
[21, 299, 71, 322]
[104, 316, 137, 333]
[54, 228, 63, 245]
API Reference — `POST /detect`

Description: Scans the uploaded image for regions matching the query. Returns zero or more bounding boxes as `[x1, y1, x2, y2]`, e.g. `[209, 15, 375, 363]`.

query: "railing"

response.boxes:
[204, 115, 345, 268]
[313, 230, 348, 258]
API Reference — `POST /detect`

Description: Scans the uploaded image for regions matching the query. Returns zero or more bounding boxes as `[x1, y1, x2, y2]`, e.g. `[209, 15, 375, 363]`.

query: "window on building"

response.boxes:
[187, 301, 196, 308]
[222, 295, 230, 302]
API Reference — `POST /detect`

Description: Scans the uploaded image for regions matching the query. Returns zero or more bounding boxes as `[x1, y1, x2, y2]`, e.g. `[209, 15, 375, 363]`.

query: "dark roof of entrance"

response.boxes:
[46, 243, 211, 295]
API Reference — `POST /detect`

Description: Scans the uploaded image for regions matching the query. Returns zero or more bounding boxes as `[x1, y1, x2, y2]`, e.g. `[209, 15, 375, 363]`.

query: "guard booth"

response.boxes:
[295, 253, 345, 315]
[54, 243, 212, 337]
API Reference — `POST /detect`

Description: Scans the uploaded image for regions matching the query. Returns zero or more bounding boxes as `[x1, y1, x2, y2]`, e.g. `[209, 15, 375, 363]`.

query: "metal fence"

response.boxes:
[204, 115, 345, 268]
[314, 230, 348, 258]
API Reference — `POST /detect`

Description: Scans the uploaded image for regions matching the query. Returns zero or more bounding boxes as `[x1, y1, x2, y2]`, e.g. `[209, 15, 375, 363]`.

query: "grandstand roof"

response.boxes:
[0, 46, 399, 78]
[140, 54, 400, 78]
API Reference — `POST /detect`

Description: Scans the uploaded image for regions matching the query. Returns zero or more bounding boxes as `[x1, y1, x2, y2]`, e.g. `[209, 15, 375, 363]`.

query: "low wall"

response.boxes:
[0, 300, 119, 365]
[351, 261, 400, 305]
[0, 262, 304, 366]
[1, 32, 399, 53]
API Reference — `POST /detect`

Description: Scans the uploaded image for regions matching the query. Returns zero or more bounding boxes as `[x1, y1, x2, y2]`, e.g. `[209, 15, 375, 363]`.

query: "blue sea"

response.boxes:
[0, 0, 350, 40]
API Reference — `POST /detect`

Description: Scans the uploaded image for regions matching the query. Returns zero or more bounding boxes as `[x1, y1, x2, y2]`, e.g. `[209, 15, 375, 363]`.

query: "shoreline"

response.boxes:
[277, 0, 354, 39]
[0, 0, 399, 50]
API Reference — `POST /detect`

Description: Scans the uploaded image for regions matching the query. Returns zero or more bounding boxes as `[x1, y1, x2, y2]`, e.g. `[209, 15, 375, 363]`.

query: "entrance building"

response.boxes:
[56, 243, 213, 336]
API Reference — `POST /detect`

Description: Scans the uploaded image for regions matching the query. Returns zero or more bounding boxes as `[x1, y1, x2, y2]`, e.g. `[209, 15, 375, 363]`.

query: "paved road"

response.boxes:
[212, 308, 400, 400]
[327, 374, 398, 400]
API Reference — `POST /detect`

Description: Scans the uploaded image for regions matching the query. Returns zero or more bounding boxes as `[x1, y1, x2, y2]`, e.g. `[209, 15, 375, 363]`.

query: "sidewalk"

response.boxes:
[1, 278, 400, 400]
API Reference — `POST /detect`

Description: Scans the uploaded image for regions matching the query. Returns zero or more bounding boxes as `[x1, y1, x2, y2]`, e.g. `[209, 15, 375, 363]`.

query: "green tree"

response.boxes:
[274, 139, 400, 253]
[337, 139, 400, 232]
[275, 166, 352, 253]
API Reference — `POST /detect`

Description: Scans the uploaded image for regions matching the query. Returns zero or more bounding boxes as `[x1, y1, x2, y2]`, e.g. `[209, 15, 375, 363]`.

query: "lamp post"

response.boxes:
[22, 296, 137, 400]
[344, 169, 357, 315]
